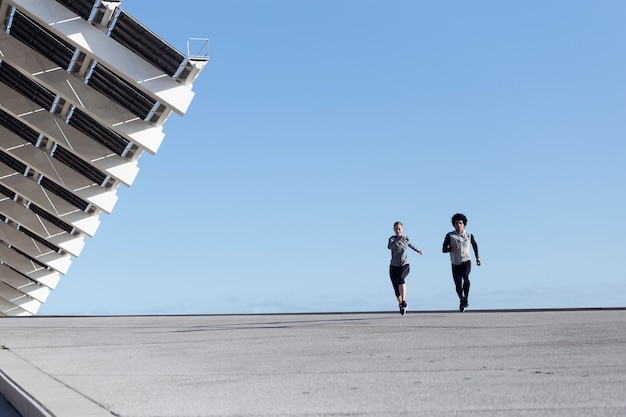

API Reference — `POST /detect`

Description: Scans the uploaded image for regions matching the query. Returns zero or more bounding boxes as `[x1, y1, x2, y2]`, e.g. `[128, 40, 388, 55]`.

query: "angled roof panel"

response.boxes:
[8, 9, 75, 69]
[10, 0, 196, 115]
[0, 61, 56, 110]
[53, 0, 96, 20]
[1, 0, 207, 315]
[110, 10, 185, 77]
[17, 110, 140, 186]
[0, 264, 50, 303]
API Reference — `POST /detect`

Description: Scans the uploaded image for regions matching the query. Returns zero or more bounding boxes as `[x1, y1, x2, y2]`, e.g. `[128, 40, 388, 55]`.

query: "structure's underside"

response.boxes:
[0, 0, 207, 315]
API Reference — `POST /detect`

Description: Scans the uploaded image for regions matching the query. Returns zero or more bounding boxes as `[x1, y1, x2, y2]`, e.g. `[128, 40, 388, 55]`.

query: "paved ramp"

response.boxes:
[0, 310, 625, 417]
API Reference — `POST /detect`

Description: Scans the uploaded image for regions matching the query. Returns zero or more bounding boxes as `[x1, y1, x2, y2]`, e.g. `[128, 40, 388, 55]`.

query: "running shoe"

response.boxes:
[400, 301, 407, 315]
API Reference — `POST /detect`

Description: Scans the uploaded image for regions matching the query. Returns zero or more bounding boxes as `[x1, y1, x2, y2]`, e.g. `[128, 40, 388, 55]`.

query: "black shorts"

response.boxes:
[389, 264, 410, 286]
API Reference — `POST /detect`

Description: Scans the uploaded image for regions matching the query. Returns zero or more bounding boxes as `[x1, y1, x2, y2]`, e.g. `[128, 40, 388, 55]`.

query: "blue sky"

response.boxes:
[39, 0, 626, 315]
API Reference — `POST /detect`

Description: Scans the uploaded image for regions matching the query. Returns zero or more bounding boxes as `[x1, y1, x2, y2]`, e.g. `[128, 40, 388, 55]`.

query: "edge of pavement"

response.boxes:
[0, 347, 113, 417]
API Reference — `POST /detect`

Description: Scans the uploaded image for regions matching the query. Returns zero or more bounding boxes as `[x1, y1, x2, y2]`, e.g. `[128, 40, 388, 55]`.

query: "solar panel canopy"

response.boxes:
[0, 0, 208, 315]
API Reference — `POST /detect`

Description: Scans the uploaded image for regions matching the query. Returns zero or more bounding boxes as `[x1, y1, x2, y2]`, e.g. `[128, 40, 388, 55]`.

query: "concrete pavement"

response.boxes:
[0, 309, 625, 417]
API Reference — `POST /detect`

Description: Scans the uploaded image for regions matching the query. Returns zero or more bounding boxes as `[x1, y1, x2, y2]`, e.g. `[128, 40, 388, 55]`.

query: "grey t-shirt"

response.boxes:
[388, 235, 418, 266]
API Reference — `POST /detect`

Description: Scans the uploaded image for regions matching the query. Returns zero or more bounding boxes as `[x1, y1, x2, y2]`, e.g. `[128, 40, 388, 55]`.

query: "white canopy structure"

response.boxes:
[0, 0, 208, 315]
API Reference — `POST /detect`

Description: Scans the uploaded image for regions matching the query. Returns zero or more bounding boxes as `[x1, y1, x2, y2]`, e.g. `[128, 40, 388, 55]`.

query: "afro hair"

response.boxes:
[451, 213, 468, 226]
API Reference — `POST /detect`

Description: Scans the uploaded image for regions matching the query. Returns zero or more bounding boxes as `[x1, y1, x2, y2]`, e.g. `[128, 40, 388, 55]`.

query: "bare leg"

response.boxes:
[397, 283, 406, 303]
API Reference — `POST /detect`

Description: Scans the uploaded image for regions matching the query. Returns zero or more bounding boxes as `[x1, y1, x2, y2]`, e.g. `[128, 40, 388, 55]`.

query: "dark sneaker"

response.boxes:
[400, 301, 407, 315]
[463, 298, 469, 309]
[459, 299, 465, 312]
